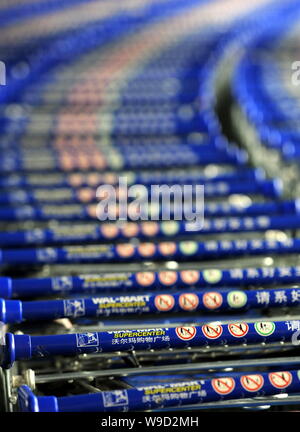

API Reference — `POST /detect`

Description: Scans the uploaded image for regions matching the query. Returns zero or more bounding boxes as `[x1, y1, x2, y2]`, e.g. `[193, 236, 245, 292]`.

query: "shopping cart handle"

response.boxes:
[0, 333, 16, 369]
[0, 277, 12, 299]
[0, 299, 22, 323]
[2, 212, 300, 248]
[3, 263, 300, 299]
[18, 385, 58, 413]
[0, 236, 300, 265]
[1, 319, 299, 368]
[17, 369, 300, 412]
[1, 287, 300, 324]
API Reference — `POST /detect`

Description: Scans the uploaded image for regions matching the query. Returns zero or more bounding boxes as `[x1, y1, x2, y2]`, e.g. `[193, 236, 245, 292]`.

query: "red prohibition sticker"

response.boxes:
[211, 377, 235, 395]
[77, 187, 94, 203]
[93, 154, 106, 169]
[141, 222, 159, 237]
[68, 173, 84, 187]
[202, 323, 223, 339]
[202, 292, 223, 310]
[86, 204, 97, 219]
[138, 243, 156, 257]
[136, 272, 155, 287]
[101, 224, 119, 239]
[175, 326, 197, 341]
[158, 271, 178, 286]
[240, 374, 264, 392]
[121, 223, 139, 237]
[179, 293, 199, 311]
[180, 270, 200, 285]
[87, 173, 102, 186]
[228, 322, 249, 338]
[102, 172, 117, 185]
[116, 244, 135, 258]
[154, 294, 175, 312]
[269, 372, 292, 389]
[158, 242, 177, 256]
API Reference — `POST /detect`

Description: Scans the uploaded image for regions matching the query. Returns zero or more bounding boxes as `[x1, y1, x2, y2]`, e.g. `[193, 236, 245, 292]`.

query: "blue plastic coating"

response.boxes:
[0, 178, 281, 205]
[0, 212, 299, 246]
[2, 319, 300, 368]
[17, 368, 300, 411]
[0, 199, 297, 222]
[0, 236, 299, 265]
[1, 287, 300, 323]
[2, 263, 300, 299]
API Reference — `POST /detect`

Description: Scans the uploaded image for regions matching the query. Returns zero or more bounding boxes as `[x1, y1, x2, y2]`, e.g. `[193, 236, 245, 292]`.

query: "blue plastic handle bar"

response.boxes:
[0, 178, 282, 205]
[2, 264, 300, 299]
[0, 147, 247, 173]
[0, 199, 296, 222]
[0, 236, 298, 265]
[17, 368, 300, 412]
[0, 211, 298, 247]
[1, 319, 299, 368]
[1, 114, 206, 136]
[1, 286, 300, 324]
[0, 150, 246, 172]
[0, 167, 264, 188]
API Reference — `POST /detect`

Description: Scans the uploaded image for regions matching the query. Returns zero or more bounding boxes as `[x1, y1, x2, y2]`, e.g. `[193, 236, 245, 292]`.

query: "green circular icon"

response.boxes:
[179, 241, 198, 256]
[161, 221, 180, 236]
[202, 269, 222, 284]
[227, 291, 247, 308]
[254, 321, 275, 337]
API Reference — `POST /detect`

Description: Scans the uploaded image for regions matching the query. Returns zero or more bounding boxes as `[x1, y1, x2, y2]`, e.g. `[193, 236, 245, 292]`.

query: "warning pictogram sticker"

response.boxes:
[87, 173, 102, 186]
[228, 322, 249, 338]
[101, 224, 119, 239]
[212, 377, 235, 395]
[158, 242, 177, 256]
[138, 243, 156, 257]
[136, 272, 155, 287]
[203, 292, 223, 310]
[269, 372, 292, 389]
[202, 323, 223, 339]
[179, 241, 198, 256]
[103, 172, 117, 185]
[180, 270, 200, 285]
[141, 222, 159, 237]
[227, 291, 247, 308]
[154, 294, 175, 312]
[121, 223, 139, 237]
[87, 204, 97, 219]
[179, 293, 199, 311]
[158, 271, 178, 286]
[240, 374, 264, 392]
[175, 326, 197, 341]
[68, 173, 84, 187]
[77, 187, 94, 203]
[202, 269, 222, 284]
[116, 244, 135, 258]
[254, 321, 275, 337]
[161, 221, 180, 236]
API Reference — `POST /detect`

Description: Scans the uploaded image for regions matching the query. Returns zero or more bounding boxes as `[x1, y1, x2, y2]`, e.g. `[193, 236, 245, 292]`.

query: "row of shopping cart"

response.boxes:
[2, 0, 300, 412]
